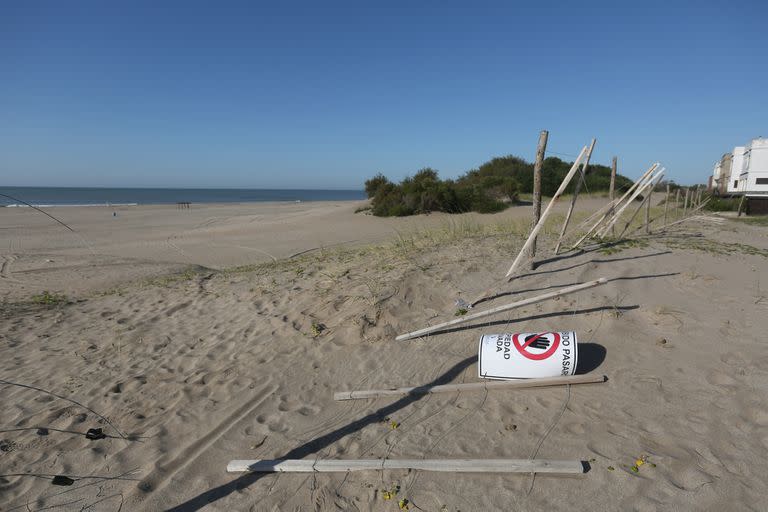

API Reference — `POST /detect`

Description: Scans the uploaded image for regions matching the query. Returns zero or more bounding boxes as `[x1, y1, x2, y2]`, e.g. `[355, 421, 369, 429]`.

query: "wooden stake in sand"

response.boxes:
[609, 156, 617, 236]
[737, 179, 747, 217]
[571, 163, 658, 249]
[227, 459, 586, 475]
[555, 138, 596, 254]
[397, 277, 607, 341]
[334, 374, 606, 401]
[503, 145, 588, 279]
[683, 189, 689, 216]
[529, 130, 549, 262]
[663, 183, 670, 228]
[644, 183, 652, 234]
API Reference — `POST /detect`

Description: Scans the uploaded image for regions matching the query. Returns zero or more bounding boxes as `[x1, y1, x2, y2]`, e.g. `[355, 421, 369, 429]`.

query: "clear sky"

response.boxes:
[2, 0, 766, 188]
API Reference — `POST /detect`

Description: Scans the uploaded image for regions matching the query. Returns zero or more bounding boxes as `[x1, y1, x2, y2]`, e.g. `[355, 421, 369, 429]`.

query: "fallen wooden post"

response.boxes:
[571, 163, 658, 249]
[334, 374, 606, 401]
[227, 458, 586, 475]
[555, 138, 596, 254]
[397, 278, 607, 341]
[503, 145, 588, 279]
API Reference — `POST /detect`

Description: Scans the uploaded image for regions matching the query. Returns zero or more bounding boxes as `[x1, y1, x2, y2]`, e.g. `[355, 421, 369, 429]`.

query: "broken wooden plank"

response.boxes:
[397, 278, 607, 341]
[334, 374, 606, 401]
[227, 458, 586, 475]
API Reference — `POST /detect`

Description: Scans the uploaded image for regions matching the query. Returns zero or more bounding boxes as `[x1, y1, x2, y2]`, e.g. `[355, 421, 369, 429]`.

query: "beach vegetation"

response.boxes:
[31, 290, 67, 306]
[703, 195, 740, 212]
[365, 155, 633, 217]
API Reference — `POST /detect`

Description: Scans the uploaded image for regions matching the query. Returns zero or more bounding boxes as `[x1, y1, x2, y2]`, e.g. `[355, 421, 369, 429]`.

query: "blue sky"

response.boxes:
[2, 0, 766, 188]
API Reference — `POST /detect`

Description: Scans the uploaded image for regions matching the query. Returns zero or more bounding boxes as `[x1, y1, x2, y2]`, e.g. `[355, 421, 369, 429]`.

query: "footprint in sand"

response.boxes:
[256, 413, 290, 433]
[669, 466, 715, 491]
[705, 370, 738, 388]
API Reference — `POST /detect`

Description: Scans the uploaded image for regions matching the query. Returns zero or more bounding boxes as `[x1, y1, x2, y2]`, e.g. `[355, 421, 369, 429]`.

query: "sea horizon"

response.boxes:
[0, 186, 366, 207]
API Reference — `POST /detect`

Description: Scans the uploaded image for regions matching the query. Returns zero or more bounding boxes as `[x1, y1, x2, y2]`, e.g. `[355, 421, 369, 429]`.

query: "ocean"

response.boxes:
[0, 187, 366, 207]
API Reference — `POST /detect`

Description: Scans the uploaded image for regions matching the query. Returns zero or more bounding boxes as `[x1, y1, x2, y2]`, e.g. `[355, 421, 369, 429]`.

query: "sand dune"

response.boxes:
[2, 201, 768, 511]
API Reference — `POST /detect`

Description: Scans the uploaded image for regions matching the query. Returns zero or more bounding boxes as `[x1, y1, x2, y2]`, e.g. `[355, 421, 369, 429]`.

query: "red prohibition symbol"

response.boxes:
[512, 332, 561, 361]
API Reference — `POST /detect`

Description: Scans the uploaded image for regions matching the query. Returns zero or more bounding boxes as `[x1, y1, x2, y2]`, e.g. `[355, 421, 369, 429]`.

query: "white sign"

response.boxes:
[478, 331, 578, 379]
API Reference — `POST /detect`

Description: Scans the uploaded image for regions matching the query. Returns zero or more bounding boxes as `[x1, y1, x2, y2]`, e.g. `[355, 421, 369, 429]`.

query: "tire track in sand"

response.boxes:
[133, 384, 277, 498]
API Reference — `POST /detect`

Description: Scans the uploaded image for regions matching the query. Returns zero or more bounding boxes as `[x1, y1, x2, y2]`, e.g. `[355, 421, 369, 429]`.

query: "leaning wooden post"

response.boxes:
[596, 168, 663, 239]
[616, 173, 664, 238]
[397, 277, 606, 341]
[644, 184, 652, 234]
[555, 137, 596, 254]
[663, 183, 670, 228]
[504, 146, 587, 279]
[609, 156, 617, 236]
[529, 130, 549, 266]
[571, 163, 658, 249]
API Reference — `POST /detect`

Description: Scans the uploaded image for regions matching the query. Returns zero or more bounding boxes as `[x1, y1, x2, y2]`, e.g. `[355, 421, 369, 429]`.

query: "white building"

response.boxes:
[739, 138, 768, 196]
[727, 146, 744, 194]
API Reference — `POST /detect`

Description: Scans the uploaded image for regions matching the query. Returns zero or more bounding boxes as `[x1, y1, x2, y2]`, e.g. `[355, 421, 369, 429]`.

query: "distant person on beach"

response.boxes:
[113, 211, 117, 217]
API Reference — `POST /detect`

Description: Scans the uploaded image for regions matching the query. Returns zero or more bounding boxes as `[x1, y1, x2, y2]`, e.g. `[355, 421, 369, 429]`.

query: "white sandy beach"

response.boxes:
[2, 200, 768, 511]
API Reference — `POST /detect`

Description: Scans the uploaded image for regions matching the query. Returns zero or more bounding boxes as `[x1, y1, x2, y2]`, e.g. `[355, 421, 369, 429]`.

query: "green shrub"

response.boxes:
[704, 196, 740, 212]
[364, 173, 391, 198]
[366, 154, 634, 217]
[31, 291, 67, 305]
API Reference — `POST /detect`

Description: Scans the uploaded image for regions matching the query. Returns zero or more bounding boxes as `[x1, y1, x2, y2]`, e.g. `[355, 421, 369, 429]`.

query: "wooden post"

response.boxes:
[398, 277, 606, 341]
[609, 156, 617, 236]
[644, 184, 652, 234]
[737, 179, 747, 217]
[674, 188, 680, 218]
[227, 459, 586, 475]
[663, 183, 670, 228]
[504, 146, 587, 279]
[683, 189, 689, 216]
[334, 374, 606, 401]
[572, 163, 658, 249]
[555, 138, 596, 254]
[529, 130, 549, 264]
